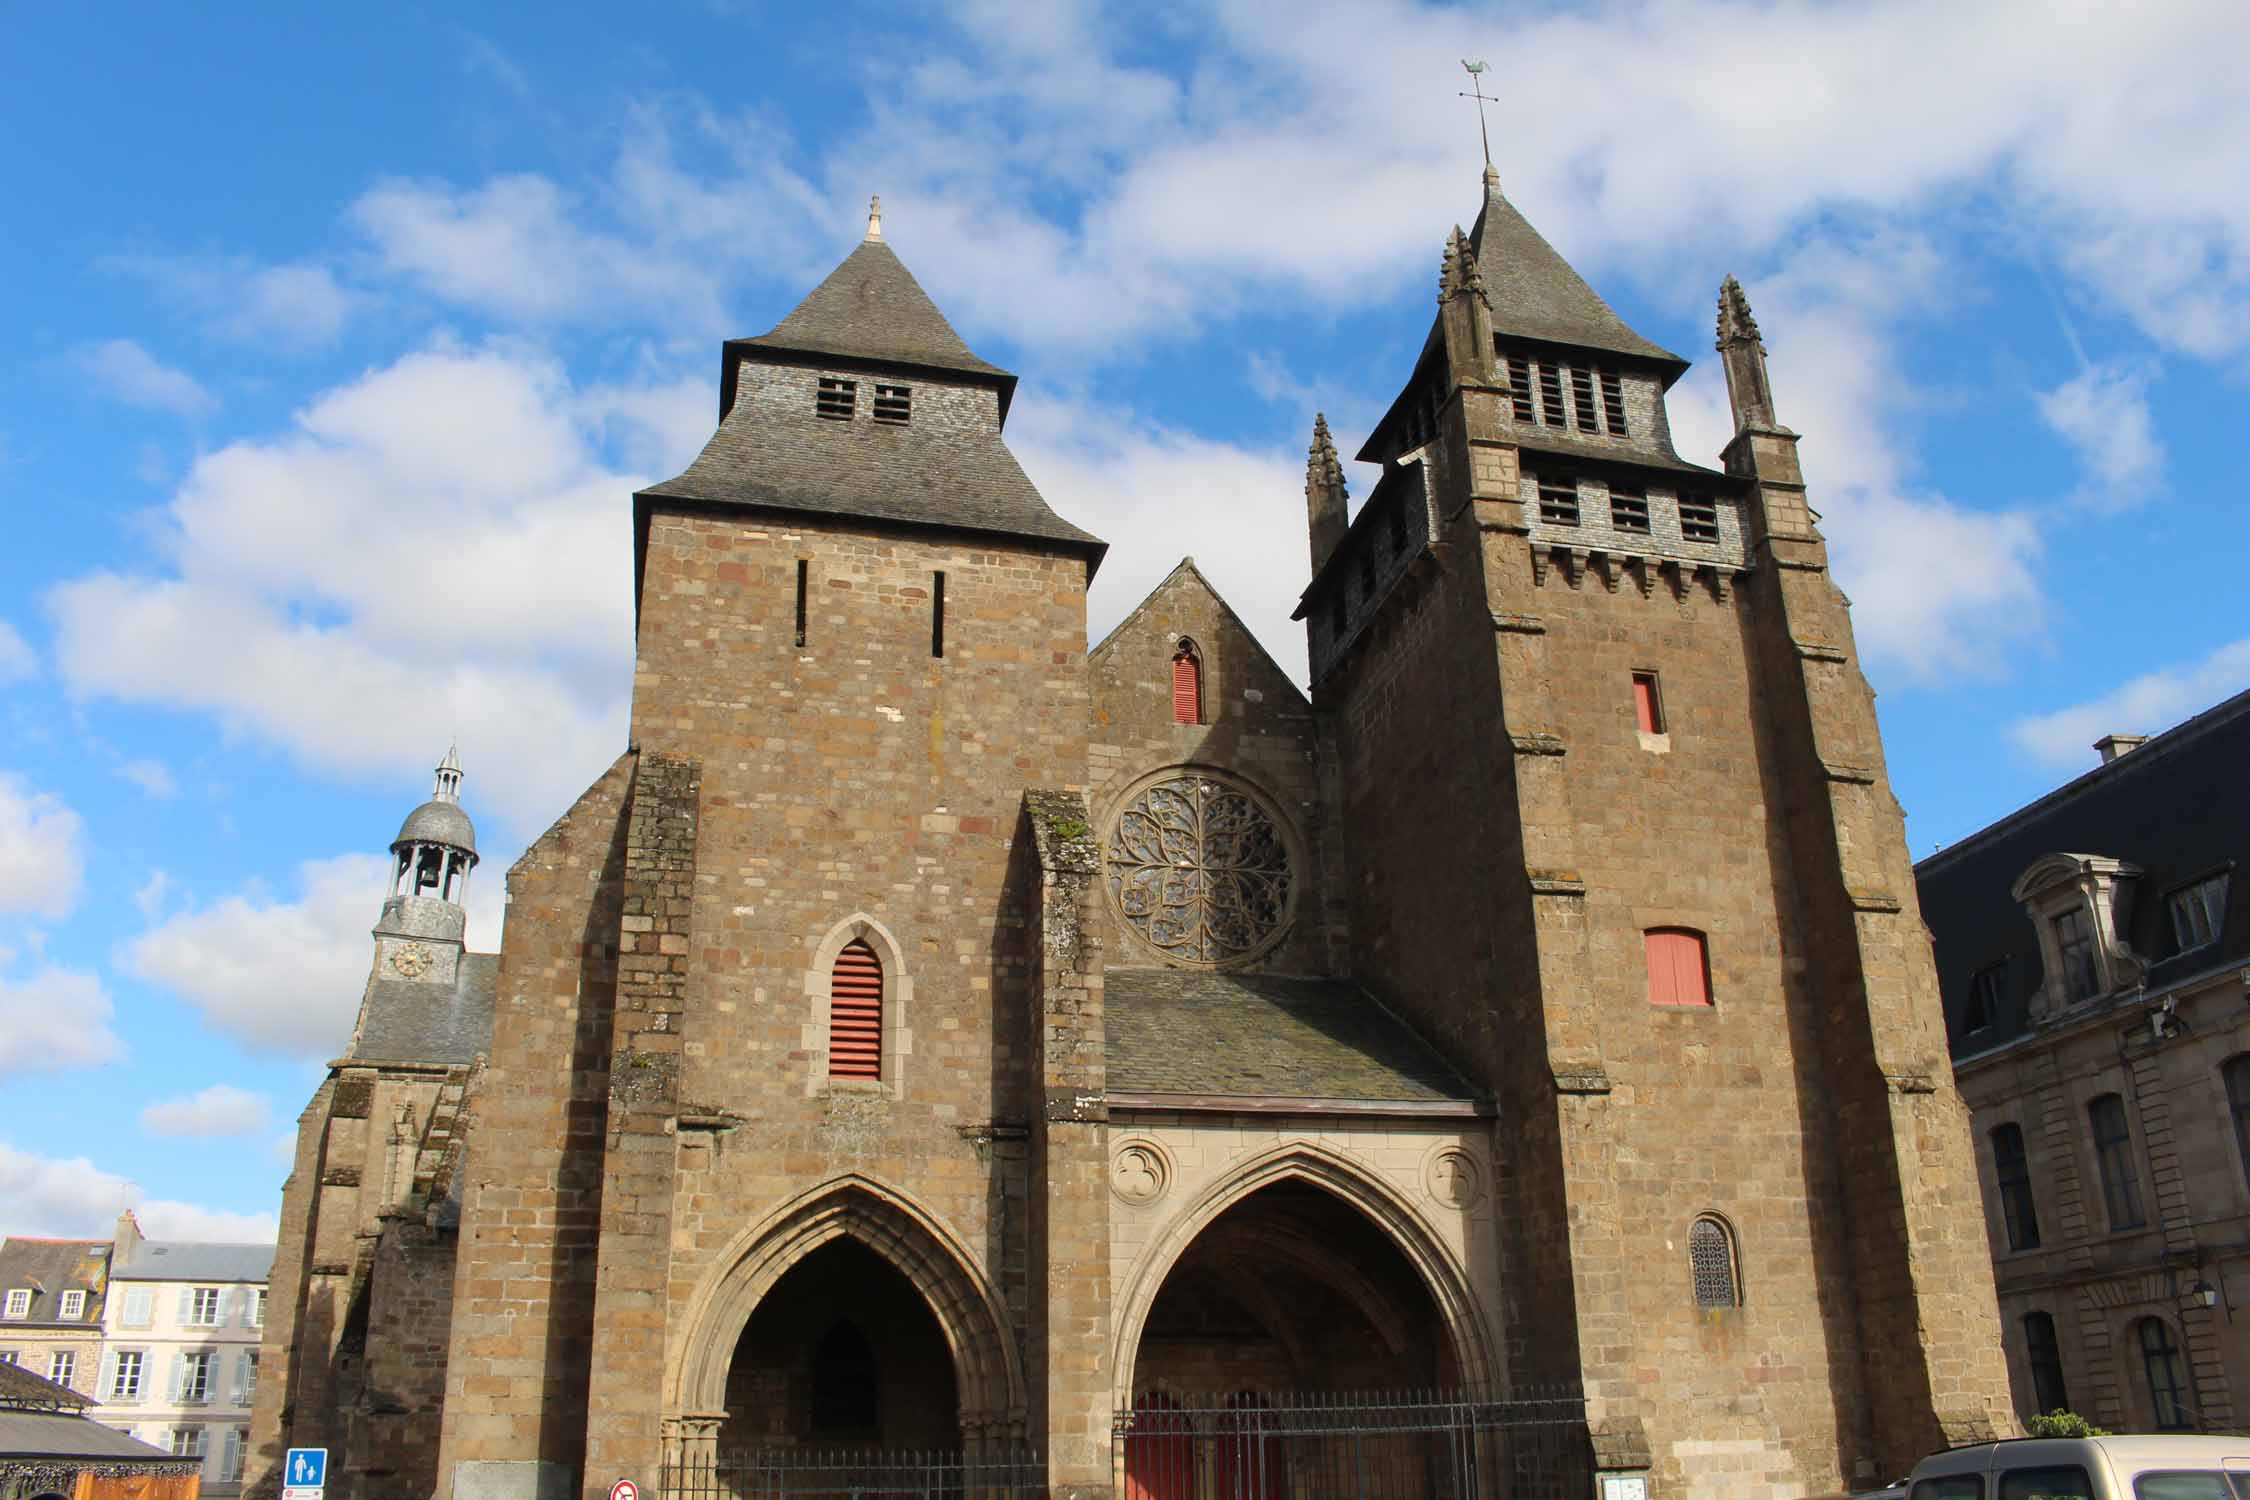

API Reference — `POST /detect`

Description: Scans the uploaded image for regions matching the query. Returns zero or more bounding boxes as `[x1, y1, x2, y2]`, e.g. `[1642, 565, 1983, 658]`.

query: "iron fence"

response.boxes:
[1112, 1387, 1590, 1500]
[663, 1448, 1045, 1500]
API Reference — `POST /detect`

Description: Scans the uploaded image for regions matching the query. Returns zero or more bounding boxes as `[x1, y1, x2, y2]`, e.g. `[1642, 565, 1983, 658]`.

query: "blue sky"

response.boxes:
[4, 0, 2247, 1241]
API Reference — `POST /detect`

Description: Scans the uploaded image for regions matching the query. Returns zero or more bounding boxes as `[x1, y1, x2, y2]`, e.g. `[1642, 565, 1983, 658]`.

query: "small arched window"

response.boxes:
[1688, 1216, 1738, 1308]
[2136, 1316, 2192, 1431]
[828, 940, 883, 1080]
[1645, 928, 1711, 1007]
[1170, 639, 1203, 726]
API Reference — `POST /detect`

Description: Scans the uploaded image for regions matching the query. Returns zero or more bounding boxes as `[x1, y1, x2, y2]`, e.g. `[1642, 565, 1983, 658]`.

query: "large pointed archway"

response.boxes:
[669, 1176, 1026, 1465]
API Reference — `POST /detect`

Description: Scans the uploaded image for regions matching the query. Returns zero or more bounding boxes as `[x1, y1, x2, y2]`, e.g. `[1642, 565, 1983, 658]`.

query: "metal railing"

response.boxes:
[1112, 1387, 1590, 1500]
[663, 1448, 1045, 1500]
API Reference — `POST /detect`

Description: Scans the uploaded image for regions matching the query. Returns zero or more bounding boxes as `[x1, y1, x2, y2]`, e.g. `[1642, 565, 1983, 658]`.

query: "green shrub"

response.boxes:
[2024, 1409, 2107, 1438]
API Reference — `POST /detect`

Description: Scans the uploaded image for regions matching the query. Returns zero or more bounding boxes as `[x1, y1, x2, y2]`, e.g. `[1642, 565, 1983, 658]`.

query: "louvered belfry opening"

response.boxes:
[1171, 640, 1202, 726]
[829, 940, 884, 1079]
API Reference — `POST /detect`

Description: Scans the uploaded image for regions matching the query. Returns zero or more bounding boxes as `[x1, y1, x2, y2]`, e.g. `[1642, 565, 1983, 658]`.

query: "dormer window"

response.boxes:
[59, 1289, 85, 1320]
[2, 1289, 27, 1319]
[2010, 853, 2145, 1017]
[2167, 871, 2229, 954]
[816, 377, 856, 421]
[872, 384, 911, 424]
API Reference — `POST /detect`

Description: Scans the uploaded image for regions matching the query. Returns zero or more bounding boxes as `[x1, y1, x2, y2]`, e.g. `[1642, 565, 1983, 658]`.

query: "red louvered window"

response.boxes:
[1632, 672, 1664, 734]
[1645, 928, 1711, 1007]
[828, 940, 884, 1079]
[1171, 641, 1202, 726]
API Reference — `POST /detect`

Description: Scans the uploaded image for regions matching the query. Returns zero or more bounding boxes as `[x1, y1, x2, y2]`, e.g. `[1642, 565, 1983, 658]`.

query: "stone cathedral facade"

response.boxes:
[247, 171, 2017, 1500]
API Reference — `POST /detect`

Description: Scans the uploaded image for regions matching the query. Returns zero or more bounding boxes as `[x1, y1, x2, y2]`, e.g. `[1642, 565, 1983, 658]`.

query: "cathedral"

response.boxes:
[246, 168, 2017, 1500]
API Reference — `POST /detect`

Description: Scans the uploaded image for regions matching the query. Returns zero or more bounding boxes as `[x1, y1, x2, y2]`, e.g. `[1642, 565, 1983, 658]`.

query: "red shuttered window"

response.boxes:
[1632, 672, 1663, 734]
[828, 940, 884, 1079]
[1171, 641, 1202, 726]
[1645, 928, 1711, 1007]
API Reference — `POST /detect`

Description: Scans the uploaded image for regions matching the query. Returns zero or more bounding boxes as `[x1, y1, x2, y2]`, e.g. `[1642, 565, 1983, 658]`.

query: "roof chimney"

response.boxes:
[2094, 733, 2147, 764]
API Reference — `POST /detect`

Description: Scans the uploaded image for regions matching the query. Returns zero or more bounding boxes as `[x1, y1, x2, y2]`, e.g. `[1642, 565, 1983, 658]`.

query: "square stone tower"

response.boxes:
[1294, 168, 2017, 1487]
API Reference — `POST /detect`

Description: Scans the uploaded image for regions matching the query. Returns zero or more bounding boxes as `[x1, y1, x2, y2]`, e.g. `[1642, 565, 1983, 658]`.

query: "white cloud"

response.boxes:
[48, 341, 643, 831]
[141, 1084, 273, 1139]
[106, 250, 360, 349]
[120, 758, 178, 798]
[0, 1142, 276, 1242]
[2036, 363, 2165, 509]
[0, 620, 33, 681]
[0, 774, 86, 921]
[0, 965, 124, 1073]
[135, 868, 174, 920]
[120, 853, 392, 1059]
[2008, 638, 2250, 769]
[73, 339, 217, 418]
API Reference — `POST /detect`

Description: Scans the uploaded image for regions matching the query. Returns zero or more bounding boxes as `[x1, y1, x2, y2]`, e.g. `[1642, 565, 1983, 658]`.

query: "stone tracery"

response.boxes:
[1107, 775, 1293, 965]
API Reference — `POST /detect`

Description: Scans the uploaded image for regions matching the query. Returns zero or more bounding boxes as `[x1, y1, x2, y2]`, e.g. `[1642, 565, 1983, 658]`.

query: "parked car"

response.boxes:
[1904, 1435, 2249, 1498]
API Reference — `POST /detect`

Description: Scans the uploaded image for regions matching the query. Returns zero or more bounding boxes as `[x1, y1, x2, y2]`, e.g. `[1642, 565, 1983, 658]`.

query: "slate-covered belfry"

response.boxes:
[249, 178, 2015, 1500]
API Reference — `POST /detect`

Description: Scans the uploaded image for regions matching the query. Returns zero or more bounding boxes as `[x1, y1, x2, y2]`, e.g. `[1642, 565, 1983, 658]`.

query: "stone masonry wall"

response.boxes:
[625, 505, 1092, 1470]
[435, 753, 636, 1500]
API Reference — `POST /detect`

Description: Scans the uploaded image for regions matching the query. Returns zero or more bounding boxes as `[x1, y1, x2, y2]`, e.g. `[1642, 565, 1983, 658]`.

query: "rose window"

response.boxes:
[1107, 776, 1292, 964]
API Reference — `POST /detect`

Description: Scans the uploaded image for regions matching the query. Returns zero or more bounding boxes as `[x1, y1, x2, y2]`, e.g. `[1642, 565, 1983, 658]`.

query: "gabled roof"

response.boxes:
[1468, 169, 1685, 371]
[735, 237, 1012, 384]
[0, 1239, 109, 1320]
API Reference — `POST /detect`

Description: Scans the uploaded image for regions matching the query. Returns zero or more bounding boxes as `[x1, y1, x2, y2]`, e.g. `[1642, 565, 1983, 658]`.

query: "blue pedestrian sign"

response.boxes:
[283, 1448, 328, 1497]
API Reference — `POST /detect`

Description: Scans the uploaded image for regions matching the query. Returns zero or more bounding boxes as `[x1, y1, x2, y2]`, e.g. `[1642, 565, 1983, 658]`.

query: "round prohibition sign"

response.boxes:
[610, 1480, 639, 1500]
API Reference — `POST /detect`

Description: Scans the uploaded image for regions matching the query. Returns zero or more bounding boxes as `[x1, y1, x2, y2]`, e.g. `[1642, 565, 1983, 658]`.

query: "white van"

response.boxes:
[1905, 1436, 2250, 1499]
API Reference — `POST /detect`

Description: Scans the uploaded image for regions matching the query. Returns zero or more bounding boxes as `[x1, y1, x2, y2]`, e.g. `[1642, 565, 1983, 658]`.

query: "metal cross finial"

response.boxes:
[1459, 60, 1497, 173]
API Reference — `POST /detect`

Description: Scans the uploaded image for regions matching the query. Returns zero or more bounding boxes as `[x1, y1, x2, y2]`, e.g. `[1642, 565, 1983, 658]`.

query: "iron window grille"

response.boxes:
[1678, 494, 1720, 543]
[872, 384, 912, 424]
[1689, 1217, 1739, 1307]
[816, 377, 857, 421]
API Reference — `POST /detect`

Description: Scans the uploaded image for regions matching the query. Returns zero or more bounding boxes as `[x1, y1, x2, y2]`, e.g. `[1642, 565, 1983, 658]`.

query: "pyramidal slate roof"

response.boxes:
[736, 236, 1012, 382]
[1467, 168, 1684, 369]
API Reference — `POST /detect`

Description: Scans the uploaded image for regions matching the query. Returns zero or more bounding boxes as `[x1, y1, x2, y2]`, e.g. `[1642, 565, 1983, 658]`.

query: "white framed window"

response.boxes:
[122, 1287, 154, 1328]
[178, 1349, 216, 1403]
[111, 1348, 146, 1401]
[248, 1287, 265, 1328]
[170, 1425, 206, 1460]
[59, 1288, 86, 1320]
[187, 1286, 222, 1326]
[49, 1349, 76, 1387]
[2, 1288, 28, 1319]
[223, 1426, 246, 1483]
[234, 1350, 258, 1406]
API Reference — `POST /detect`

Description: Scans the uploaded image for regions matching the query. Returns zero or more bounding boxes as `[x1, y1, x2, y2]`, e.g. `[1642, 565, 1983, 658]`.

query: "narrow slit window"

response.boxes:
[1600, 370, 1629, 435]
[1537, 475, 1579, 526]
[1678, 494, 1720, 543]
[1609, 487, 1650, 534]
[931, 570, 946, 659]
[1570, 368, 1599, 430]
[1537, 362, 1566, 427]
[828, 940, 883, 1080]
[1632, 672, 1664, 735]
[872, 384, 911, 424]
[794, 559, 809, 648]
[1506, 355, 1535, 423]
[1688, 1217, 1739, 1308]
[1645, 928, 1711, 1007]
[816, 377, 856, 421]
[1171, 639, 1203, 726]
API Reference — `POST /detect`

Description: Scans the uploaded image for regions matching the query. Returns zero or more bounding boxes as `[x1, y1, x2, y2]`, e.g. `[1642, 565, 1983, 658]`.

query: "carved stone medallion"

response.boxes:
[1424, 1148, 1482, 1210]
[1110, 1141, 1170, 1206]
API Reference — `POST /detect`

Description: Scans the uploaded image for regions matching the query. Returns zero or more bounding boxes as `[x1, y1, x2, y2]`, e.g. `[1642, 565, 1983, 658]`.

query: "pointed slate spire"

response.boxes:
[1464, 171, 1685, 373]
[1306, 413, 1349, 572]
[1716, 274, 1777, 432]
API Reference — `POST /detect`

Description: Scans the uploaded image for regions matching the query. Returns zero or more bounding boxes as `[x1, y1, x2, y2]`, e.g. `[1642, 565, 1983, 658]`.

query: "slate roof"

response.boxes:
[736, 238, 1012, 383]
[1916, 689, 2250, 1060]
[348, 952, 498, 1067]
[0, 1239, 109, 1323]
[0, 1360, 93, 1413]
[0, 1410, 181, 1464]
[112, 1241, 272, 1284]
[1466, 170, 1685, 370]
[1104, 969, 1478, 1103]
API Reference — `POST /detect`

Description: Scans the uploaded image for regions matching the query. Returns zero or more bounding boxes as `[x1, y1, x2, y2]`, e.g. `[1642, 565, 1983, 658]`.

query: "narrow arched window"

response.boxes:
[1645, 928, 1711, 1007]
[1688, 1216, 1738, 1308]
[2136, 1317, 2193, 1430]
[828, 940, 883, 1080]
[1170, 639, 1203, 726]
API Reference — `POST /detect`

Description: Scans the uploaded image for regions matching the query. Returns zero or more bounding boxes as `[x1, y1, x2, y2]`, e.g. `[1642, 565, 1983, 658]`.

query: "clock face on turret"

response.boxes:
[387, 943, 434, 979]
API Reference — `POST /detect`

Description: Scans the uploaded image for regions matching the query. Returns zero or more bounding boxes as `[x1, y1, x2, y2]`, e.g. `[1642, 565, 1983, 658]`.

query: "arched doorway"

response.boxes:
[719, 1238, 960, 1455]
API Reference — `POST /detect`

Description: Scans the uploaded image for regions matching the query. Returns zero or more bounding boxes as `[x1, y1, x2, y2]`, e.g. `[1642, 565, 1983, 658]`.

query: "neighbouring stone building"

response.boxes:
[0, 1239, 111, 1402]
[1918, 689, 2248, 1436]
[249, 169, 2018, 1500]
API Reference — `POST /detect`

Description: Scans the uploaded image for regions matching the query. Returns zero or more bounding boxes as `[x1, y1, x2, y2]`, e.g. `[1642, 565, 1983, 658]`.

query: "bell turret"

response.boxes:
[370, 746, 478, 988]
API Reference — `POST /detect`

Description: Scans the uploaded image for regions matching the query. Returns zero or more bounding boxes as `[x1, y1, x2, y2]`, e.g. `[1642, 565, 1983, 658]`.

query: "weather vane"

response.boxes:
[1459, 59, 1496, 171]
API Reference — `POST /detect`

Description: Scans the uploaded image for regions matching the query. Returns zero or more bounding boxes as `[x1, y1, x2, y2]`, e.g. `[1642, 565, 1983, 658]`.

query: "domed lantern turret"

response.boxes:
[371, 746, 479, 987]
